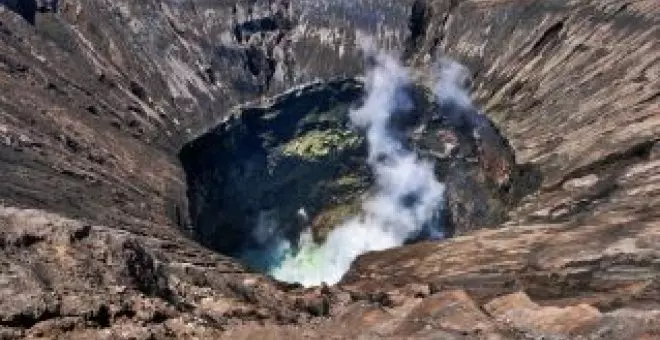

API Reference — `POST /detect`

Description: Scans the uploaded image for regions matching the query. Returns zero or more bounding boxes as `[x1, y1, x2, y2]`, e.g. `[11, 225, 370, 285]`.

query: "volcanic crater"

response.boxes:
[0, 0, 658, 339]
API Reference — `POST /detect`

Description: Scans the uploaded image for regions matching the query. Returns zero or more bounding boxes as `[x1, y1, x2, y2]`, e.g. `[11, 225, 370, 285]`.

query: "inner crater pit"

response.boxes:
[179, 62, 539, 286]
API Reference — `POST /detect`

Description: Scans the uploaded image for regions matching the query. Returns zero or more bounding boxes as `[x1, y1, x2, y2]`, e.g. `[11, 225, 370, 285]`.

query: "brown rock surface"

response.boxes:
[0, 0, 658, 339]
[0, 205, 311, 338]
[484, 292, 602, 336]
[343, 0, 660, 307]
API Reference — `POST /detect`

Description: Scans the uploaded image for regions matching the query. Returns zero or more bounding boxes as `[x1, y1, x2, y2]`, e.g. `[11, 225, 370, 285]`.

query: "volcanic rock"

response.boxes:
[0, 0, 658, 339]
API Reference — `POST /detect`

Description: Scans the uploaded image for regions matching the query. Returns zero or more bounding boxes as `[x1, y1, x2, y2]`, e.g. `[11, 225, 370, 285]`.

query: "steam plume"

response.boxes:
[268, 52, 446, 287]
[433, 59, 494, 141]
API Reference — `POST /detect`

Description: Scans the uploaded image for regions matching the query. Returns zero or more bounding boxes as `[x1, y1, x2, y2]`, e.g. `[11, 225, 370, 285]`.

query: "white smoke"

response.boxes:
[433, 59, 473, 110]
[432, 58, 494, 141]
[268, 52, 446, 287]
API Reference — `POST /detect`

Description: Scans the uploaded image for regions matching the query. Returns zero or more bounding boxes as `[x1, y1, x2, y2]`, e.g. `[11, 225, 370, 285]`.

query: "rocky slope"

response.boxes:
[0, 0, 658, 339]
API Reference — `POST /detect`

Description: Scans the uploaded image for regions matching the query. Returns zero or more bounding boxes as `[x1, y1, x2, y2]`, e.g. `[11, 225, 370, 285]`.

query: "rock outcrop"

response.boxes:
[0, 0, 658, 339]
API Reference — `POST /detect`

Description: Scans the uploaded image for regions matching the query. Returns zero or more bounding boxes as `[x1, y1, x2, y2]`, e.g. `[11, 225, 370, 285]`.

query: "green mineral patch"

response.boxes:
[281, 129, 362, 160]
[334, 174, 364, 188]
[311, 202, 362, 242]
[297, 105, 347, 126]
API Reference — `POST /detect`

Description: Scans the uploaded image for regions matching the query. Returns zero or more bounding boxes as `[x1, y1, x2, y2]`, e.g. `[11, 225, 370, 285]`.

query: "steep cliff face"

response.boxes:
[0, 0, 417, 231]
[340, 0, 660, 337]
[347, 0, 660, 282]
[0, 0, 658, 339]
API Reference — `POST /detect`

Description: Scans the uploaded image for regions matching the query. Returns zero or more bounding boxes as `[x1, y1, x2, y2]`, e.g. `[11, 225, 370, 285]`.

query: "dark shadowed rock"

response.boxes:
[0, 0, 37, 24]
